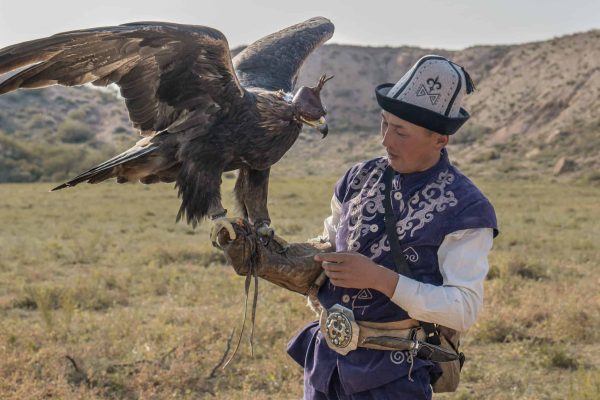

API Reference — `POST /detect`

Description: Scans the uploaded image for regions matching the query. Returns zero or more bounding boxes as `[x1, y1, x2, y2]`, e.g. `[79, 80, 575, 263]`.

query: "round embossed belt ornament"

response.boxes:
[325, 311, 352, 347]
[319, 304, 360, 355]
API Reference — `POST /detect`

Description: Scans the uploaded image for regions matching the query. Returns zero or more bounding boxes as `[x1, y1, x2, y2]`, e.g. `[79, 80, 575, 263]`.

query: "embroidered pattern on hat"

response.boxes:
[416, 76, 443, 105]
[394, 59, 459, 116]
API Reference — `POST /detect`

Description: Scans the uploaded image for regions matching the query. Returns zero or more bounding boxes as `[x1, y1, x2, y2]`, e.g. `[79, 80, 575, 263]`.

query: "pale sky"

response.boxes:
[0, 0, 598, 50]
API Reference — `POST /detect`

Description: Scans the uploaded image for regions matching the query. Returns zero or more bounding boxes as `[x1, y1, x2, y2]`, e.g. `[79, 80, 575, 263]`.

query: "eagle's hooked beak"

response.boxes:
[300, 116, 329, 138]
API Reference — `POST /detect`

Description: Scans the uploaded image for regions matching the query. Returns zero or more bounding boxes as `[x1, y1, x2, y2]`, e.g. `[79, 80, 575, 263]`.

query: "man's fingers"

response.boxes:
[328, 278, 346, 287]
[315, 252, 352, 263]
[324, 267, 345, 277]
[322, 261, 345, 271]
[324, 270, 337, 279]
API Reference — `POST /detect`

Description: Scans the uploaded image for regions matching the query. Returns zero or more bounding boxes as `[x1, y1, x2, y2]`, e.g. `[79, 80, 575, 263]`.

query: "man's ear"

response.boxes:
[435, 133, 449, 149]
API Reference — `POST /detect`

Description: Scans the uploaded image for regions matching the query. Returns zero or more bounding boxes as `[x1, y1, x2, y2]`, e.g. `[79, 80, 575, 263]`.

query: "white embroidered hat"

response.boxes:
[375, 55, 475, 135]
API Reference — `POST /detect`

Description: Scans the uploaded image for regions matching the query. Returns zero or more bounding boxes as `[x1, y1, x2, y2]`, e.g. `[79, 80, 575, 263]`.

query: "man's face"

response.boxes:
[380, 111, 448, 173]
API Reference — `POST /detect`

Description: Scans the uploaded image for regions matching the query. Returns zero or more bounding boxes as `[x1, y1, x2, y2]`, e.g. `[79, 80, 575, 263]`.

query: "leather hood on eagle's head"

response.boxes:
[292, 74, 333, 137]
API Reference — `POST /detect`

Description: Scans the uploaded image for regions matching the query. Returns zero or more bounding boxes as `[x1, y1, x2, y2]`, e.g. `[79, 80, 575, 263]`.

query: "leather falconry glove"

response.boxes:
[212, 219, 329, 298]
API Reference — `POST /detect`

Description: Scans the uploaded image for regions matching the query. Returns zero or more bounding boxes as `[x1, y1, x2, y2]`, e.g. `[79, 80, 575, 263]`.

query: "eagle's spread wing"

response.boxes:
[232, 17, 334, 92]
[0, 22, 244, 135]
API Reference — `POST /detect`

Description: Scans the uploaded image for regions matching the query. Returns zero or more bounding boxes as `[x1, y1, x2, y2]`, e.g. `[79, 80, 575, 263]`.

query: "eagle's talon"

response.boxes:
[255, 223, 290, 252]
[210, 218, 238, 247]
[273, 235, 290, 253]
[256, 224, 274, 246]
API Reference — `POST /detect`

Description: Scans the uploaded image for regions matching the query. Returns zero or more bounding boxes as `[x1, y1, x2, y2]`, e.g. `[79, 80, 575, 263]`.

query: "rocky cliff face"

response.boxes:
[1, 30, 598, 182]
[292, 30, 600, 179]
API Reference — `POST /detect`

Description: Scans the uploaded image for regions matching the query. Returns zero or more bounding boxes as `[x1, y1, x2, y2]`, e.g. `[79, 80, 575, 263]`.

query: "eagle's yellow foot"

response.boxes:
[210, 217, 240, 247]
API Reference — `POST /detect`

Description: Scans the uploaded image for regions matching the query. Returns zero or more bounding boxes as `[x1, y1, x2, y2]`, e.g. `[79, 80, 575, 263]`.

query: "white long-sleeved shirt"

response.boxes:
[320, 195, 493, 333]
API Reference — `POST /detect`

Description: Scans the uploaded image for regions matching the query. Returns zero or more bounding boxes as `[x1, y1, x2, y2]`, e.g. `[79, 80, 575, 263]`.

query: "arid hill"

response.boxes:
[1, 29, 598, 182]
[294, 29, 600, 180]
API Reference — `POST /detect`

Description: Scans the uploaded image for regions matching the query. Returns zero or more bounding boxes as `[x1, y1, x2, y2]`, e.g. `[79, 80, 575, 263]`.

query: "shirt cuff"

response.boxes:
[390, 274, 420, 312]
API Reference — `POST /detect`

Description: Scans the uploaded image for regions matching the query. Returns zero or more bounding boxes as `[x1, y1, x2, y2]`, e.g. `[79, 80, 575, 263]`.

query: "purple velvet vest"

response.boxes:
[287, 150, 497, 394]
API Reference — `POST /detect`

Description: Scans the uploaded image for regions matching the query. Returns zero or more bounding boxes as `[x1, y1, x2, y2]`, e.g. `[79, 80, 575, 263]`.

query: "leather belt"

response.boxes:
[319, 304, 458, 362]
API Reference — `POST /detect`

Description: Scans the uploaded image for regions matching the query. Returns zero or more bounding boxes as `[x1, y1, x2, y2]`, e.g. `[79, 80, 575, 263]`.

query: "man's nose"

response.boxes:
[381, 128, 391, 148]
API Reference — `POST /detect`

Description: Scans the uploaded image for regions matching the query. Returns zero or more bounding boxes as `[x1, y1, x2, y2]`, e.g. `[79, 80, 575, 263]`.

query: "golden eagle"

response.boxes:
[0, 17, 334, 241]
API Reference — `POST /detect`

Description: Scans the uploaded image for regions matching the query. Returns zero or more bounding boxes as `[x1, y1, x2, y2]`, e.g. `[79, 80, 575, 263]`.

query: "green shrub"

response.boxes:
[41, 144, 89, 180]
[0, 131, 44, 182]
[472, 149, 500, 163]
[66, 105, 92, 121]
[0, 128, 119, 182]
[472, 317, 526, 343]
[453, 124, 492, 145]
[112, 126, 129, 134]
[56, 118, 95, 143]
[487, 257, 548, 281]
[26, 113, 56, 130]
[537, 344, 579, 370]
[567, 369, 600, 400]
[583, 170, 600, 185]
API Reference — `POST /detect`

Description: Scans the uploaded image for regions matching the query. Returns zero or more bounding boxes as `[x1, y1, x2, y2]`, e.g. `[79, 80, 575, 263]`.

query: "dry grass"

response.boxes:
[0, 175, 599, 399]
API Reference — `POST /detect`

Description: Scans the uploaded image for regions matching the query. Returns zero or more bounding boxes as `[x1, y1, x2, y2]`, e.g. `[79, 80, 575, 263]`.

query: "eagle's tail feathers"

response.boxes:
[174, 159, 224, 227]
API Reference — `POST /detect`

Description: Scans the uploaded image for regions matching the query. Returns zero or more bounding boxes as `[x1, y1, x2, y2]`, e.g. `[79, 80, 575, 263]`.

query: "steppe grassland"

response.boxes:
[0, 176, 598, 399]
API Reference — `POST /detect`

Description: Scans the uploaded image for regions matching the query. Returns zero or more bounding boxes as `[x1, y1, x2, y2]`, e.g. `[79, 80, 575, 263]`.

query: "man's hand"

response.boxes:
[314, 252, 399, 298]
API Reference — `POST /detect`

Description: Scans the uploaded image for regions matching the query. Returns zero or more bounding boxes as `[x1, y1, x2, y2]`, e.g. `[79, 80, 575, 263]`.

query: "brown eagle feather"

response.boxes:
[0, 17, 335, 228]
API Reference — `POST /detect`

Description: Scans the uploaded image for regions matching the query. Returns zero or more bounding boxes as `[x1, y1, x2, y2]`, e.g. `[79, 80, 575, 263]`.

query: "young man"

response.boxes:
[287, 55, 498, 399]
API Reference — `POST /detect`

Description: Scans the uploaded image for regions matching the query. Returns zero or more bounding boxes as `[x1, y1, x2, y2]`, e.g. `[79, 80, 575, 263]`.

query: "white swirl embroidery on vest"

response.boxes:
[351, 288, 374, 315]
[396, 170, 457, 238]
[348, 161, 370, 190]
[390, 350, 407, 365]
[370, 235, 391, 259]
[369, 242, 419, 261]
[369, 170, 457, 258]
[346, 159, 388, 252]
[403, 247, 419, 262]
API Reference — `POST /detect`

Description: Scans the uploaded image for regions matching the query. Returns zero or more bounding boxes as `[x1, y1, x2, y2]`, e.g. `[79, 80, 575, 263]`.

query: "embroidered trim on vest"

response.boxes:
[343, 165, 459, 258]
[346, 158, 388, 252]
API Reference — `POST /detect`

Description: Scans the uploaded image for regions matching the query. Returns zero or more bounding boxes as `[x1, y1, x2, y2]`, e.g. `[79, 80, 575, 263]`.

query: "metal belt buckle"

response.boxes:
[319, 304, 359, 355]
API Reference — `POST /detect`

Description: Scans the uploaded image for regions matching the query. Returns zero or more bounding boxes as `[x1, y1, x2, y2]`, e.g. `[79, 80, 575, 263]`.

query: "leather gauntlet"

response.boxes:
[214, 219, 329, 296]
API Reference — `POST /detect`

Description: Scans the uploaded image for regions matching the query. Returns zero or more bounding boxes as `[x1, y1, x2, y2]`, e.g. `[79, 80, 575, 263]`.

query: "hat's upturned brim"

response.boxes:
[375, 83, 470, 135]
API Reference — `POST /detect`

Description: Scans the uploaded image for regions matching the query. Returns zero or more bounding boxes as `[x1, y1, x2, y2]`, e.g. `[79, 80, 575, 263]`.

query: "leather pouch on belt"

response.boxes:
[431, 326, 464, 393]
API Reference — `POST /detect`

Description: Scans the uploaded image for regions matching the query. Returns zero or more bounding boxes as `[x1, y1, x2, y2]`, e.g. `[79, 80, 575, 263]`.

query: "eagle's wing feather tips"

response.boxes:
[1, 17, 335, 228]
[233, 17, 334, 92]
[0, 22, 243, 136]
